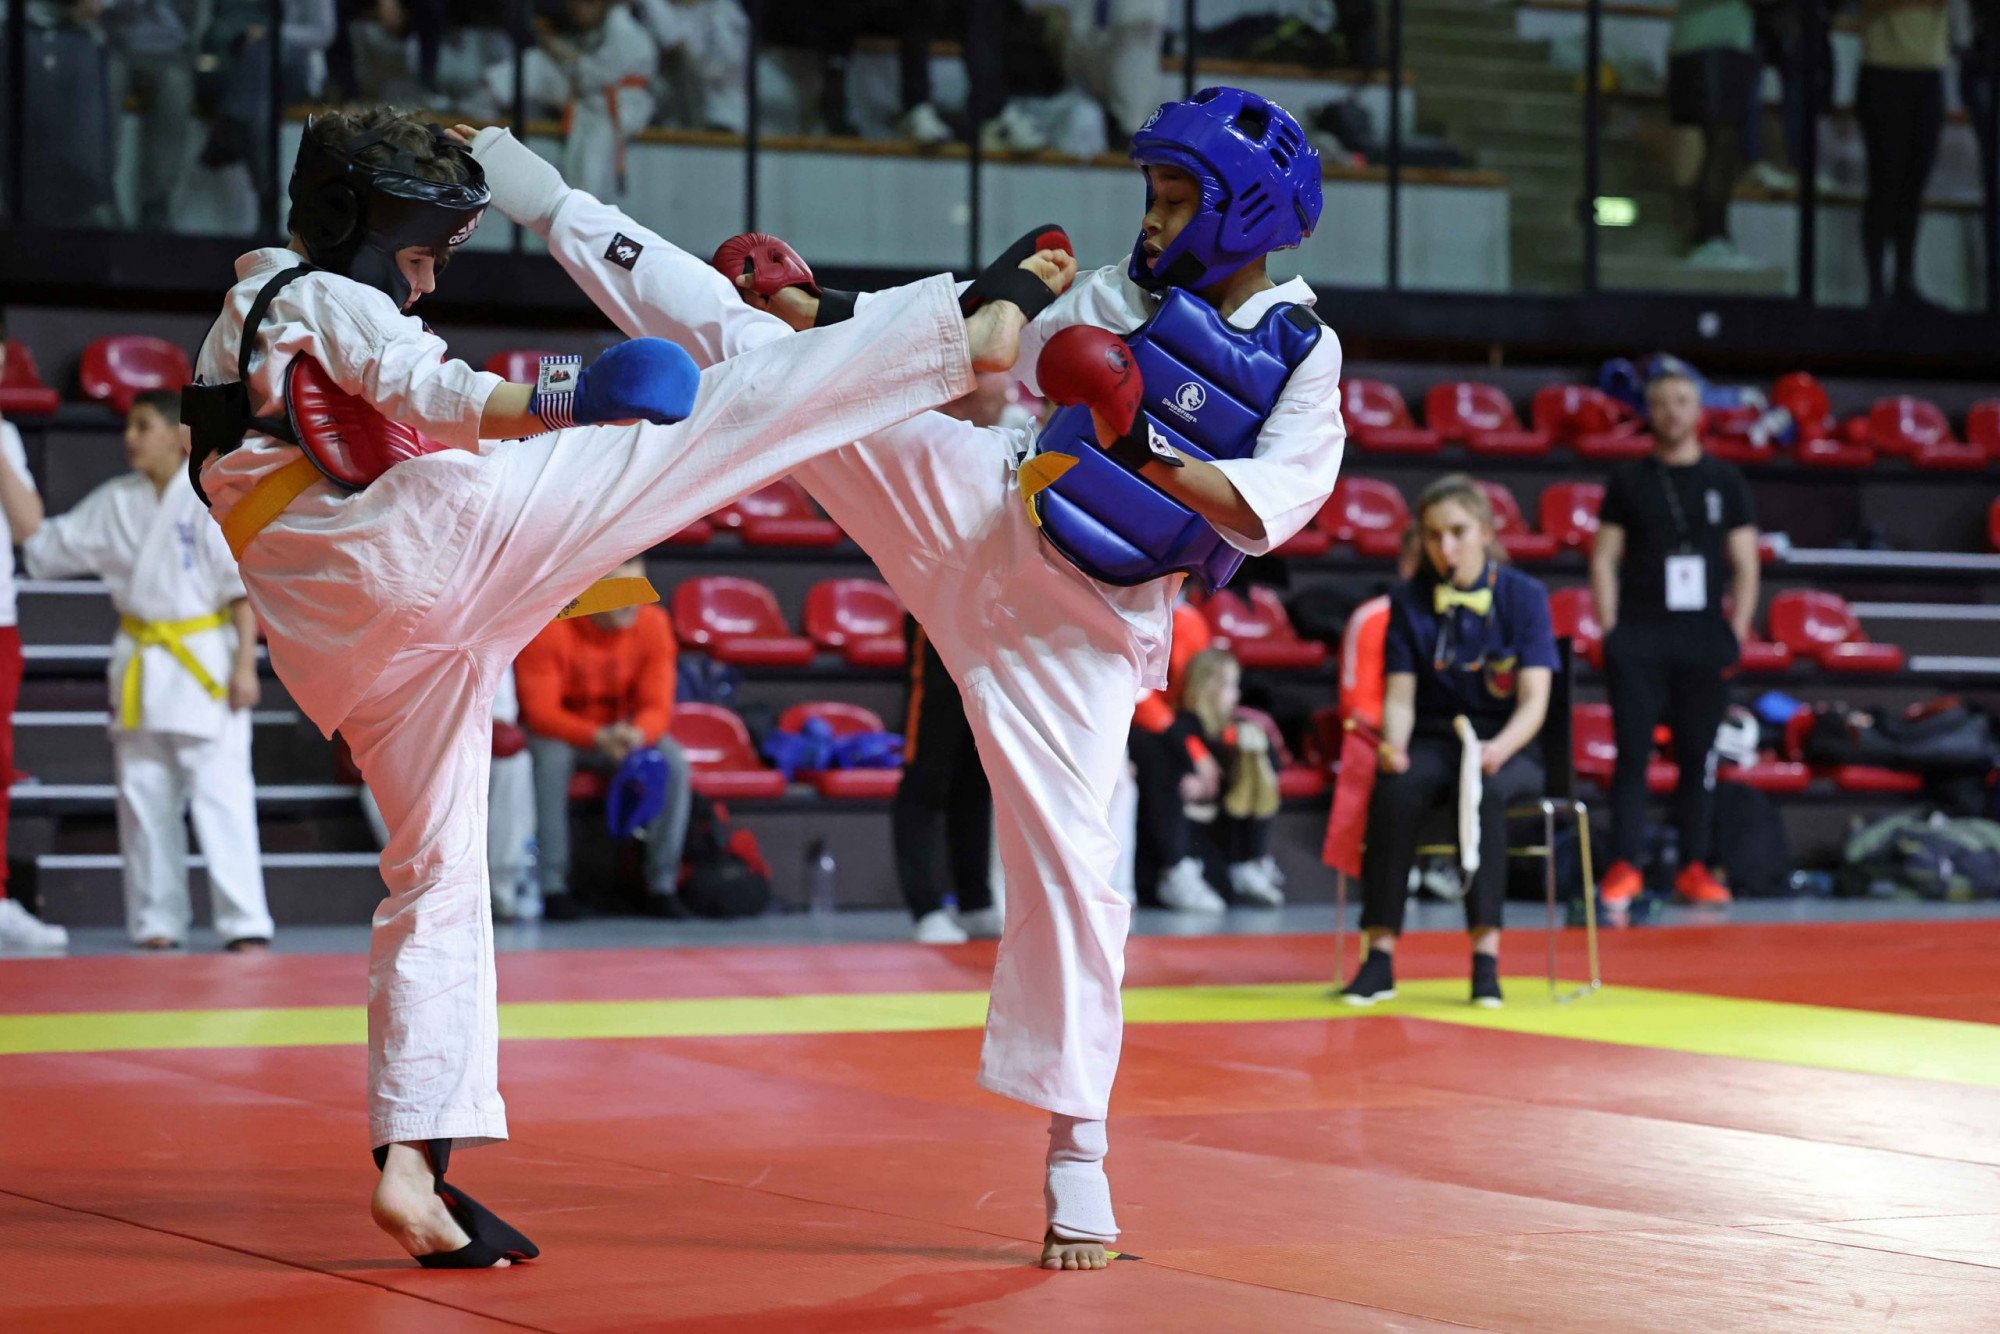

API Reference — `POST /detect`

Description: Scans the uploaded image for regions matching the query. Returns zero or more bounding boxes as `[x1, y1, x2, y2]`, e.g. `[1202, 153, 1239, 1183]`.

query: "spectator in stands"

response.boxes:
[794, 2, 953, 145]
[1667, 0, 1762, 269]
[1060, 0, 1166, 142]
[972, 1, 1099, 156]
[0, 329, 68, 954]
[1129, 593, 1219, 911]
[635, 0, 750, 134]
[21, 0, 118, 228]
[515, 558, 690, 918]
[1590, 372, 1758, 909]
[101, 0, 199, 229]
[1179, 647, 1288, 906]
[1745, 0, 1831, 194]
[1963, 0, 2000, 259]
[2, 389, 274, 951]
[894, 616, 996, 944]
[1340, 475, 1558, 1009]
[482, 0, 660, 200]
[1857, 0, 1952, 308]
[201, 0, 338, 197]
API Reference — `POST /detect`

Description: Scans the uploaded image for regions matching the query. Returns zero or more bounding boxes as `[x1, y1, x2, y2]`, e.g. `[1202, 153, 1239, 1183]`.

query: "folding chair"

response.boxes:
[1331, 642, 1601, 1003]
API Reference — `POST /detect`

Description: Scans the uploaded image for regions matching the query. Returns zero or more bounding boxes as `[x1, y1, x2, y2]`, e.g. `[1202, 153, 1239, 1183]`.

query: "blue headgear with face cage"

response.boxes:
[1126, 87, 1323, 292]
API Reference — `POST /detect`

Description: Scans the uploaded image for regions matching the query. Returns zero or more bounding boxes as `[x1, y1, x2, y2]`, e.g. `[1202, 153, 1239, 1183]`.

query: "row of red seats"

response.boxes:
[665, 700, 906, 800]
[0, 336, 193, 417]
[1569, 702, 1921, 797]
[1343, 375, 2000, 472]
[1276, 476, 1597, 562]
[1549, 586, 1904, 674]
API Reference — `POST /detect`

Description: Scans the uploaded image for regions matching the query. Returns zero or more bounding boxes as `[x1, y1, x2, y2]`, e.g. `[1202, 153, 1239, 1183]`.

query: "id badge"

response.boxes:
[1665, 553, 1707, 611]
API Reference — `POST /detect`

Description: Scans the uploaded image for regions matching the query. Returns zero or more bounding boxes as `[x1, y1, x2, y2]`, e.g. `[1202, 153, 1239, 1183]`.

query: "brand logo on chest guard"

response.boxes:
[605, 233, 644, 270]
[1166, 381, 1206, 421]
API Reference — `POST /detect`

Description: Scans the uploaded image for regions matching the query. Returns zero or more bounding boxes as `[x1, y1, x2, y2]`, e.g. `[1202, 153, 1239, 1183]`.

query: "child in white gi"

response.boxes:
[1, 390, 273, 951]
[465, 83, 1345, 1270]
[189, 105, 1058, 1269]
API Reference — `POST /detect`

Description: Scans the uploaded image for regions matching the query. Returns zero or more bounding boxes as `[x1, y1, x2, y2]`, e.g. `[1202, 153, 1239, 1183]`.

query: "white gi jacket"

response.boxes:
[24, 471, 247, 739]
[0, 421, 37, 629]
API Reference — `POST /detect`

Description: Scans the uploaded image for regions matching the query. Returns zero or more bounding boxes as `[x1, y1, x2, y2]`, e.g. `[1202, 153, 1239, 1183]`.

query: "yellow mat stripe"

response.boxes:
[3, 980, 1998, 1089]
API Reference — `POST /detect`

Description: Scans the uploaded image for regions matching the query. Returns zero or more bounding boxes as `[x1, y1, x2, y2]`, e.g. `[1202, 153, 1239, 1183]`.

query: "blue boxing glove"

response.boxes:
[529, 339, 700, 429]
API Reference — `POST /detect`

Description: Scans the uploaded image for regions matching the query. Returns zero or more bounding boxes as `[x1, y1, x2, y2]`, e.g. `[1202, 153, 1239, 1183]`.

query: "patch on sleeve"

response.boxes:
[605, 233, 644, 270]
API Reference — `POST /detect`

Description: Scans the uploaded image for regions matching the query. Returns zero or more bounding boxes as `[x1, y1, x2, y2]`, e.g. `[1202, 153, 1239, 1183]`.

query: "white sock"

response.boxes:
[469, 127, 573, 238]
[1045, 1113, 1117, 1244]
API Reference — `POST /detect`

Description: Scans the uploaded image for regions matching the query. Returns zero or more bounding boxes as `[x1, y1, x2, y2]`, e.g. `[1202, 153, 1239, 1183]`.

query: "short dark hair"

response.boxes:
[306, 107, 472, 185]
[130, 389, 182, 426]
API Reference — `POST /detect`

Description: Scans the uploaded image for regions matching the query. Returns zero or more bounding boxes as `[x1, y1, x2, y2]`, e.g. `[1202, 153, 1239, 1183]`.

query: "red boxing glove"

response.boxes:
[1037, 325, 1143, 437]
[710, 232, 819, 298]
[286, 355, 450, 490]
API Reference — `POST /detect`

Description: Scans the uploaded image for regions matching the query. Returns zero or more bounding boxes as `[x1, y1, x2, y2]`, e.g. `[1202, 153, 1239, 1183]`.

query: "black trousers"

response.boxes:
[890, 621, 992, 920]
[1857, 65, 1946, 304]
[1360, 735, 1544, 934]
[1129, 725, 1193, 895]
[1602, 617, 1736, 866]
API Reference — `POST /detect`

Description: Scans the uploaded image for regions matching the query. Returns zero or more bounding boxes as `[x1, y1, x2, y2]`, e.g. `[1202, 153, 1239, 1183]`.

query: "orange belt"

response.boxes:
[221, 455, 658, 622]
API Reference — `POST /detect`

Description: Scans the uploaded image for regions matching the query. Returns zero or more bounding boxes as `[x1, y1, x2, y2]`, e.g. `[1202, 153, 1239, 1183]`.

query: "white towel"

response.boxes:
[1454, 716, 1482, 876]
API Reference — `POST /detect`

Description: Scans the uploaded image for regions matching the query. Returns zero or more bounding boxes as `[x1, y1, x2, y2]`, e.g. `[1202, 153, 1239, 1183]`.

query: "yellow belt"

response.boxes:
[118, 611, 231, 730]
[219, 454, 660, 623]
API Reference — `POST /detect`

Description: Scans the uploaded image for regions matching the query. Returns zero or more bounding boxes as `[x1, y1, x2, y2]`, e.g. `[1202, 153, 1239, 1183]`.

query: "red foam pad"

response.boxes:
[0, 387, 59, 417]
[811, 769, 903, 799]
[1815, 642, 1906, 673]
[843, 637, 907, 669]
[1830, 764, 1924, 794]
[1277, 765, 1326, 800]
[690, 769, 789, 799]
[742, 517, 844, 548]
[1464, 429, 1552, 458]
[1718, 760, 1812, 794]
[1351, 425, 1443, 454]
[708, 635, 817, 668]
[1230, 641, 1330, 671]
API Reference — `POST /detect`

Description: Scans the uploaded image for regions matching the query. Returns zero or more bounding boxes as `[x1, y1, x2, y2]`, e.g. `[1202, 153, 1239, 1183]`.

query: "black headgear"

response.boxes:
[287, 117, 490, 307]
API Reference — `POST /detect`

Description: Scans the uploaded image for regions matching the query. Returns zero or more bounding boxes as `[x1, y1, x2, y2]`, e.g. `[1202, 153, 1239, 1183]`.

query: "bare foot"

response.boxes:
[371, 1142, 507, 1266]
[1040, 1230, 1109, 1271]
[967, 301, 1029, 372]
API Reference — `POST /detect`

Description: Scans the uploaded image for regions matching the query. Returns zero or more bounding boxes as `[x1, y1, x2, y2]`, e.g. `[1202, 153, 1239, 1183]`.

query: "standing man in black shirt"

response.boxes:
[1589, 372, 1759, 908]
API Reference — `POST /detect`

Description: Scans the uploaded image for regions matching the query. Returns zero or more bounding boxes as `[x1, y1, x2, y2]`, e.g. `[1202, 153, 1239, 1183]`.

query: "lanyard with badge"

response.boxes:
[1656, 461, 1707, 612]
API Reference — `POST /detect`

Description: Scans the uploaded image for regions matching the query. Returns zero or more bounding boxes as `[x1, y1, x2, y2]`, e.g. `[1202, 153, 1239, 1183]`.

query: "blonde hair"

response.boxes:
[1180, 648, 1240, 739]
[1414, 472, 1507, 566]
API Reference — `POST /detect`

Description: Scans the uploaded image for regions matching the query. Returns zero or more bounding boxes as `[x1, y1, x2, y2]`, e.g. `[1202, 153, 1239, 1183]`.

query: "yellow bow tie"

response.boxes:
[1434, 584, 1493, 617]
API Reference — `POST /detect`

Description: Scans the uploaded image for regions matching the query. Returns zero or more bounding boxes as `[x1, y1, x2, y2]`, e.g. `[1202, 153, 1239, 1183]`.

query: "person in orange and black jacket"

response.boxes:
[515, 557, 691, 918]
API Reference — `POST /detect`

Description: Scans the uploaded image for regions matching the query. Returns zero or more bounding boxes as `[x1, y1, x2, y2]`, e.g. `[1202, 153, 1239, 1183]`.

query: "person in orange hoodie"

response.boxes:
[515, 557, 690, 917]
[1127, 595, 1231, 912]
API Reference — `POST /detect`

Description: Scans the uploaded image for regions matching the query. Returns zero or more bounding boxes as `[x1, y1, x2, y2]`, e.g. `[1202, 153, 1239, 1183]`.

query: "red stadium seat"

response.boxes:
[482, 349, 556, 381]
[670, 703, 790, 798]
[0, 341, 60, 417]
[1321, 477, 1410, 558]
[713, 479, 842, 547]
[1969, 400, 2000, 459]
[1547, 586, 1602, 666]
[1734, 639, 1795, 672]
[1572, 703, 1676, 792]
[1910, 439, 1988, 471]
[777, 701, 902, 798]
[1706, 435, 1777, 466]
[1535, 384, 1649, 461]
[1201, 586, 1329, 670]
[670, 576, 816, 666]
[1771, 372, 1833, 442]
[1277, 764, 1326, 799]
[1767, 590, 1905, 672]
[1425, 381, 1552, 457]
[803, 578, 907, 668]
[1538, 481, 1604, 550]
[1477, 481, 1559, 562]
[78, 335, 191, 415]
[1719, 759, 1813, 793]
[661, 519, 714, 546]
[1990, 497, 2000, 552]
[1273, 523, 1333, 557]
[1831, 764, 1924, 795]
[1573, 423, 1654, 461]
[1794, 436, 1876, 469]
[1341, 379, 1442, 454]
[1868, 396, 1953, 458]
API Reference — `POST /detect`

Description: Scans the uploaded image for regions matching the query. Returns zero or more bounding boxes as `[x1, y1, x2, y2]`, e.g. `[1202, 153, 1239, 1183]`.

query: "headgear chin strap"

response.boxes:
[287, 118, 490, 308]
[1127, 87, 1323, 293]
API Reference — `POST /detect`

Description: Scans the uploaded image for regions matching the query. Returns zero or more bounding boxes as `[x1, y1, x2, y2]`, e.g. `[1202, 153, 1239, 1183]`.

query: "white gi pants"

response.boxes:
[544, 194, 1154, 1119]
[241, 273, 969, 1150]
[112, 711, 274, 946]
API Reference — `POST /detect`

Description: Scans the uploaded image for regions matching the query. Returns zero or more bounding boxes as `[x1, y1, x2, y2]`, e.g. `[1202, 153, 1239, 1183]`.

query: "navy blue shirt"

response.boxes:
[1384, 563, 1560, 739]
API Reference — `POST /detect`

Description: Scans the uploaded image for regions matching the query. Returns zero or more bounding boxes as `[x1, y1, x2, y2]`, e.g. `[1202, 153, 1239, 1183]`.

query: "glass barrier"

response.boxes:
[0, 0, 1995, 314]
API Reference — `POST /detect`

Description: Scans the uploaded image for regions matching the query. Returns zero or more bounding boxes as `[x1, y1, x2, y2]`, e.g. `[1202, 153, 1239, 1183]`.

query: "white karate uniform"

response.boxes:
[483, 4, 659, 201]
[538, 192, 1345, 1119]
[197, 246, 970, 1149]
[23, 471, 274, 946]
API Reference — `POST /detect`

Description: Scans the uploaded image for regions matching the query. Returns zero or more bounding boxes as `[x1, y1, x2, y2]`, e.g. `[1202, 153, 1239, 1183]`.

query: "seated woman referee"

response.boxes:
[1340, 474, 1559, 1009]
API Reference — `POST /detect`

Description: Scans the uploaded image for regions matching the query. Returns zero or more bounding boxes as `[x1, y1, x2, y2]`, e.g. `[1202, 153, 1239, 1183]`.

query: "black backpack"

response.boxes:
[676, 793, 772, 919]
[1710, 781, 1793, 897]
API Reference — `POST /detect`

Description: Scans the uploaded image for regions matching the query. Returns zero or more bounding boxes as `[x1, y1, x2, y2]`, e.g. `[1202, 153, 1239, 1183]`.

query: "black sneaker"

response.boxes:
[1471, 954, 1503, 1008]
[1340, 949, 1397, 1006]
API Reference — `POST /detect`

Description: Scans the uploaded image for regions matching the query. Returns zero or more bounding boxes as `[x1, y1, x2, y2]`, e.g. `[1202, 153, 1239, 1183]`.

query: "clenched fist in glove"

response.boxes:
[528, 340, 701, 430]
[1036, 326, 1182, 472]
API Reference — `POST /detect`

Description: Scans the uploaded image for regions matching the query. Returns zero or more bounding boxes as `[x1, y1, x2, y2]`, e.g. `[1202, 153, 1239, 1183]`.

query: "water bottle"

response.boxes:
[805, 839, 838, 915]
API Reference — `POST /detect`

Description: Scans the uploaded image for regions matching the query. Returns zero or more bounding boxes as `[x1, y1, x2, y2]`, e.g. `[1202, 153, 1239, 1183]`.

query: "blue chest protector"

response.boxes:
[1029, 287, 1324, 592]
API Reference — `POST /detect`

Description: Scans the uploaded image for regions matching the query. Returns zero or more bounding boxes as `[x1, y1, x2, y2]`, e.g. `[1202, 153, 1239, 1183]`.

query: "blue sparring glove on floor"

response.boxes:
[529, 339, 700, 429]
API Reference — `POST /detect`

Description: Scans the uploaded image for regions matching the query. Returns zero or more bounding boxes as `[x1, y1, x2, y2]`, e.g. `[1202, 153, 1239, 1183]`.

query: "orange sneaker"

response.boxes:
[1599, 861, 1643, 907]
[1674, 861, 1733, 905]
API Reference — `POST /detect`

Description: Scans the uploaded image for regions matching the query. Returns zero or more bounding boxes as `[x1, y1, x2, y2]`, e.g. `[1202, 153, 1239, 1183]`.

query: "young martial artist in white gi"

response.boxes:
[0, 390, 274, 951]
[184, 105, 1064, 1269]
[464, 83, 1345, 1270]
